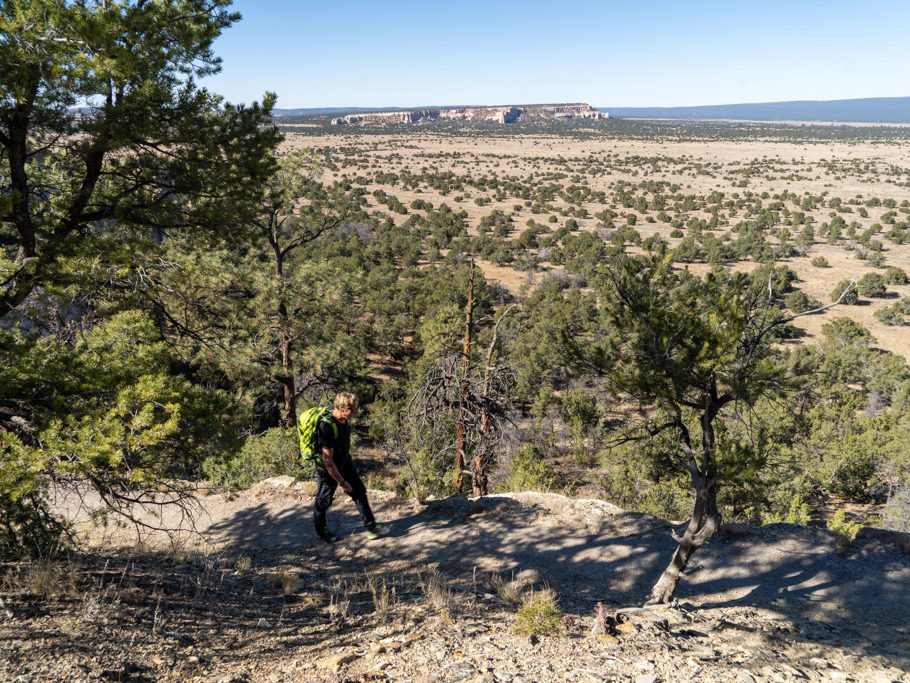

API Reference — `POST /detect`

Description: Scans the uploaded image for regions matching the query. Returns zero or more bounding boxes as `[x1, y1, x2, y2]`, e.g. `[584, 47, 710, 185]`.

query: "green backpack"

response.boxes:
[297, 406, 338, 463]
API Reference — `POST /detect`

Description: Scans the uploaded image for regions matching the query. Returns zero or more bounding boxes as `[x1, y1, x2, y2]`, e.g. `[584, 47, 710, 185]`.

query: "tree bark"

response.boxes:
[646, 478, 721, 604]
[270, 226, 297, 429]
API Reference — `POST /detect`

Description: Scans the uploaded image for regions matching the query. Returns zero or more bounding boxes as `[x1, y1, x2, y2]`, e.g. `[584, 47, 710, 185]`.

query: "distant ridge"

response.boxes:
[273, 107, 406, 116]
[600, 96, 910, 123]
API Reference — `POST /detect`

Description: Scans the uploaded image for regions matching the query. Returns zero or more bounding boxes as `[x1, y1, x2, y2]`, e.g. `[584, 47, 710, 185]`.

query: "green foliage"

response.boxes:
[857, 272, 887, 298]
[0, 0, 281, 556]
[0, 0, 279, 317]
[831, 280, 859, 304]
[513, 592, 562, 637]
[811, 256, 830, 268]
[0, 433, 66, 559]
[821, 317, 874, 349]
[882, 488, 910, 533]
[596, 427, 691, 519]
[559, 389, 599, 466]
[884, 266, 909, 285]
[508, 276, 599, 400]
[784, 290, 821, 313]
[827, 509, 863, 540]
[497, 445, 556, 493]
[203, 428, 312, 490]
[875, 296, 910, 326]
[1, 312, 240, 556]
[396, 450, 458, 501]
[761, 494, 811, 526]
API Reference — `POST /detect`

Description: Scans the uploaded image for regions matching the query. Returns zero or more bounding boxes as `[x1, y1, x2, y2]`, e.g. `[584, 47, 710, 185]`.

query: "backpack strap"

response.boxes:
[319, 409, 339, 441]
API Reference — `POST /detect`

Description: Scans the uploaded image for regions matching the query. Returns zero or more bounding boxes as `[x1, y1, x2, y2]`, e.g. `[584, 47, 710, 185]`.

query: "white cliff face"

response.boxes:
[330, 103, 607, 126]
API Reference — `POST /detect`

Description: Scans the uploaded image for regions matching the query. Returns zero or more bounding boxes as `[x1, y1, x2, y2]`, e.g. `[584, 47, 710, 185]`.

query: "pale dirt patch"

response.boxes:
[4, 482, 908, 682]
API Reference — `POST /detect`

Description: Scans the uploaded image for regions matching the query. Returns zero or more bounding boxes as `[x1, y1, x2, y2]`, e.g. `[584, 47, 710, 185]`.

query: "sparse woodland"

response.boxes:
[3, 4, 910, 676]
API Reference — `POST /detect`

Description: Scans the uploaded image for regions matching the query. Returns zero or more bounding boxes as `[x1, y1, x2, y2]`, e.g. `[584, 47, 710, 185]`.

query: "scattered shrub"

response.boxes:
[827, 508, 863, 540]
[831, 279, 859, 304]
[514, 590, 562, 637]
[497, 445, 556, 493]
[203, 428, 311, 490]
[784, 290, 821, 313]
[761, 494, 810, 526]
[883, 488, 910, 533]
[885, 266, 909, 285]
[857, 272, 887, 298]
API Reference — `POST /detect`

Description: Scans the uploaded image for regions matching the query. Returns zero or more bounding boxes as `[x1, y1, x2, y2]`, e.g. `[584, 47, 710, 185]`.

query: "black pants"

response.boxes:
[314, 457, 375, 532]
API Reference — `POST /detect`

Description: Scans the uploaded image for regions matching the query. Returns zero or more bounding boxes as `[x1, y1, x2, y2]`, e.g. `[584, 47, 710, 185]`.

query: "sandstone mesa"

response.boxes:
[330, 102, 608, 126]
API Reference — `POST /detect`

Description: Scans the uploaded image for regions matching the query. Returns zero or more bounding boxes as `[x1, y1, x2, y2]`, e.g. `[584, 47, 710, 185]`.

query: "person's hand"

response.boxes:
[340, 481, 353, 494]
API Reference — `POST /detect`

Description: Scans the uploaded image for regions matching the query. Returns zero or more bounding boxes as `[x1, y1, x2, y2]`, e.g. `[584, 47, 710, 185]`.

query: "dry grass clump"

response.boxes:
[325, 578, 351, 624]
[421, 568, 452, 611]
[366, 573, 397, 617]
[486, 571, 524, 605]
[267, 569, 302, 595]
[3, 558, 77, 599]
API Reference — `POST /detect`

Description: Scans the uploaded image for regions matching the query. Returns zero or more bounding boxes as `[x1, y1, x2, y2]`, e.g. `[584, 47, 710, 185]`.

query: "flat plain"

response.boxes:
[281, 122, 910, 358]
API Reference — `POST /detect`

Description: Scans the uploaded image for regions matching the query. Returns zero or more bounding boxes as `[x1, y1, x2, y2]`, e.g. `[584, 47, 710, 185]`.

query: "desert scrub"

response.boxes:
[496, 444, 556, 493]
[760, 494, 811, 526]
[202, 427, 313, 490]
[513, 589, 562, 637]
[827, 508, 863, 540]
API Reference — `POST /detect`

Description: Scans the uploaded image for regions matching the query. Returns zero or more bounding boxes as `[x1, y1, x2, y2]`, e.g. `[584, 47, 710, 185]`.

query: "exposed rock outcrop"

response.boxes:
[331, 103, 607, 126]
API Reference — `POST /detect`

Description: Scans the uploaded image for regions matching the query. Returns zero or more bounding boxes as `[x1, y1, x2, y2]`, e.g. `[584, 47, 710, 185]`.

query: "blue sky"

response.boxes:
[207, 0, 910, 109]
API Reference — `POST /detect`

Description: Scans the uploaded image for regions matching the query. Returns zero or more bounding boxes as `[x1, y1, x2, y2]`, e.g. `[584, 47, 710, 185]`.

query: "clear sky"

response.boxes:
[206, 0, 910, 110]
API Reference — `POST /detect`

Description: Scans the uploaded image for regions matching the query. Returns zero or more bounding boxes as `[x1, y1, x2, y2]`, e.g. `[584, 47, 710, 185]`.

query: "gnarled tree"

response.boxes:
[595, 253, 852, 604]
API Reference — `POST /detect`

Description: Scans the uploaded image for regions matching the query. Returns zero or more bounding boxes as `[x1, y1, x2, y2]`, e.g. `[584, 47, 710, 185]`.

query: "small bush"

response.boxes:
[827, 508, 863, 540]
[396, 450, 457, 502]
[421, 569, 452, 611]
[761, 494, 810, 526]
[784, 290, 821, 313]
[487, 572, 525, 605]
[811, 256, 830, 268]
[831, 280, 859, 305]
[874, 297, 910, 326]
[885, 266, 909, 285]
[857, 272, 887, 298]
[203, 428, 312, 490]
[514, 590, 562, 637]
[497, 445, 556, 493]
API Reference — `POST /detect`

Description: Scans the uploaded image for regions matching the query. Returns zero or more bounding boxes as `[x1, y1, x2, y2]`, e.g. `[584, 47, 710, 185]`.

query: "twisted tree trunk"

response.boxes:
[646, 477, 722, 604]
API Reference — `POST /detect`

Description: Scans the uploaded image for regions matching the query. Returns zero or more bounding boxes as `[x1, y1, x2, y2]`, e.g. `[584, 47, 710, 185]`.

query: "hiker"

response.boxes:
[313, 392, 385, 542]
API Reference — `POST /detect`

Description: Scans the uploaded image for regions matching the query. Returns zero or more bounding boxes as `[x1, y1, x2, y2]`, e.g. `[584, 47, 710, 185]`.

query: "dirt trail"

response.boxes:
[57, 478, 910, 630]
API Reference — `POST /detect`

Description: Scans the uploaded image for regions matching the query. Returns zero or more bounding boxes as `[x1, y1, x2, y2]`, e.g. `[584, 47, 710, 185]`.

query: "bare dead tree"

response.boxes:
[404, 306, 516, 497]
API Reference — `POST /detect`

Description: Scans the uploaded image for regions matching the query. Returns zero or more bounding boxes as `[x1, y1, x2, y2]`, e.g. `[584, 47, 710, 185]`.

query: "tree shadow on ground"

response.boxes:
[65, 490, 910, 673]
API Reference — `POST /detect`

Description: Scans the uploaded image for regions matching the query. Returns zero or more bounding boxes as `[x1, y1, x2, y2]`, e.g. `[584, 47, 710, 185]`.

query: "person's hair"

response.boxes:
[334, 392, 359, 412]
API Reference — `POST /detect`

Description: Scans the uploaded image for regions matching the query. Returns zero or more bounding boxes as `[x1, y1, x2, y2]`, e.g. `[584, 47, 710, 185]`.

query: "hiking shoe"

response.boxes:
[365, 524, 387, 541]
[315, 528, 340, 543]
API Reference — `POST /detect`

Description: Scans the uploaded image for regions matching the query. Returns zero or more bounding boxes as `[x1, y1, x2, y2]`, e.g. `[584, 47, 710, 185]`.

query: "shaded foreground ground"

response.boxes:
[1, 479, 909, 682]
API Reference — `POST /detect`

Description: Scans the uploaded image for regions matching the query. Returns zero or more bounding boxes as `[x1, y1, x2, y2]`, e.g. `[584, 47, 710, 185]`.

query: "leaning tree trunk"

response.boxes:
[646, 474, 722, 605]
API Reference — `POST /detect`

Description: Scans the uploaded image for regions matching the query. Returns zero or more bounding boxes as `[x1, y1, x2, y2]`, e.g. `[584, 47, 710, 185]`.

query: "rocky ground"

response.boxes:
[1, 480, 909, 682]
